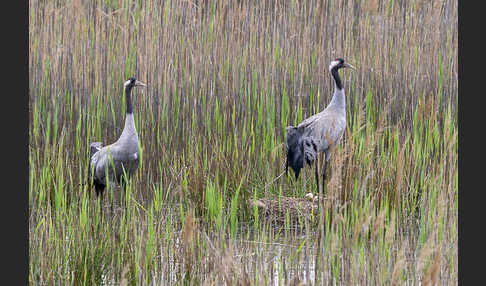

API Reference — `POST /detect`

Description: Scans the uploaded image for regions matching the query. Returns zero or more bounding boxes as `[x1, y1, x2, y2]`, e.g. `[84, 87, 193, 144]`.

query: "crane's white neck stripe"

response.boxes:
[329, 60, 339, 71]
[124, 80, 131, 88]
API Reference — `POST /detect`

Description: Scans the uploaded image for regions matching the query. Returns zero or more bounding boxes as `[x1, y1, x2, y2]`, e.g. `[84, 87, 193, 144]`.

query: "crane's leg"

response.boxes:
[321, 154, 329, 199]
[318, 154, 326, 284]
[105, 180, 115, 215]
[302, 167, 306, 195]
[316, 152, 325, 274]
[94, 183, 105, 216]
[322, 159, 328, 183]
[285, 156, 289, 177]
[94, 182, 105, 197]
[315, 155, 320, 194]
[120, 175, 129, 210]
[317, 153, 323, 214]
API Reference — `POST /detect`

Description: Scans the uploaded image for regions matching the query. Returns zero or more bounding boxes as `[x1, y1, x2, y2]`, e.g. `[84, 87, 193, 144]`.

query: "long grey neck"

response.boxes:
[328, 83, 346, 110]
[118, 113, 139, 145]
[123, 113, 137, 134]
[328, 68, 346, 111]
[118, 88, 138, 144]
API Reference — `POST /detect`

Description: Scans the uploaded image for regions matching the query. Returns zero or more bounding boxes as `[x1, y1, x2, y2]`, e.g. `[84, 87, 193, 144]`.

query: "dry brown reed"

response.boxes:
[391, 239, 408, 286]
[29, 0, 457, 284]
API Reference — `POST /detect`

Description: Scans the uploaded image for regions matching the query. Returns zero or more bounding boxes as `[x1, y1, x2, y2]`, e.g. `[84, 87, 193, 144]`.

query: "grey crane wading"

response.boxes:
[89, 77, 147, 197]
[285, 58, 355, 191]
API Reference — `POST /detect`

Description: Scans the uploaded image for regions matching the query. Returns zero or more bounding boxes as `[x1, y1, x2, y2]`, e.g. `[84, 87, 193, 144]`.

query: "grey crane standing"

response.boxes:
[285, 58, 355, 194]
[89, 77, 147, 197]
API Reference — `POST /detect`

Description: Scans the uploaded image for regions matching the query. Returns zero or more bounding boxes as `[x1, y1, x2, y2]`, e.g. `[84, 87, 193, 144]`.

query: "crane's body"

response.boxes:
[286, 58, 354, 189]
[89, 77, 146, 197]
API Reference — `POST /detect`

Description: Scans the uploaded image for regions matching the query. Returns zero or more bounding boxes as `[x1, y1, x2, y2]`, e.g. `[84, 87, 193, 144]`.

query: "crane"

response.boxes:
[89, 77, 147, 197]
[285, 58, 355, 195]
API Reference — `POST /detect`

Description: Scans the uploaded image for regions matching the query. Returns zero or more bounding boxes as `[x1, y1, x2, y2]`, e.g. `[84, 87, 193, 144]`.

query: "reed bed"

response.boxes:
[29, 0, 457, 284]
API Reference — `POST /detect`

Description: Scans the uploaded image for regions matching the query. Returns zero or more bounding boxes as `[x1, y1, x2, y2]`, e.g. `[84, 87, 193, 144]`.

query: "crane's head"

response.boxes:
[124, 77, 147, 90]
[329, 58, 356, 71]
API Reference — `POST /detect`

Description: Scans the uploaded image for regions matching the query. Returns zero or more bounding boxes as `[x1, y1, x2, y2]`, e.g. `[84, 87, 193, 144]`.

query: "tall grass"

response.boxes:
[29, 0, 457, 284]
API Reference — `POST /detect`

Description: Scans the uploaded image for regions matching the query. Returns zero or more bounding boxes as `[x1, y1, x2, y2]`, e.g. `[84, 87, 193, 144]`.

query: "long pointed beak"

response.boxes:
[345, 63, 356, 70]
[135, 80, 147, 87]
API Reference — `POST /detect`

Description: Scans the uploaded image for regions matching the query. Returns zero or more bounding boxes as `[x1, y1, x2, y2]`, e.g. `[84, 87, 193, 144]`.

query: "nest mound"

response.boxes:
[249, 195, 319, 224]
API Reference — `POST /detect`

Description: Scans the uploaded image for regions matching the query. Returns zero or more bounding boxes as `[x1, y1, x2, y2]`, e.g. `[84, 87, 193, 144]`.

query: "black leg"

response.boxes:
[322, 159, 328, 183]
[110, 187, 114, 214]
[120, 176, 126, 192]
[104, 180, 114, 215]
[93, 182, 105, 217]
[120, 176, 127, 209]
[285, 156, 289, 177]
[302, 168, 306, 194]
[315, 158, 319, 191]
[95, 182, 105, 197]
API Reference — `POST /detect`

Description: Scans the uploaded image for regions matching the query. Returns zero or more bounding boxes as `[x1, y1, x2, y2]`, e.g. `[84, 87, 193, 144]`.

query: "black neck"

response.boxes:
[125, 86, 133, 114]
[331, 67, 343, 90]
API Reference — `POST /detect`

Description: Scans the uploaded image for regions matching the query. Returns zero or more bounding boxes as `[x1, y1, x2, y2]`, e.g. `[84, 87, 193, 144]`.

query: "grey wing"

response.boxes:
[91, 145, 117, 184]
[303, 113, 346, 153]
[297, 113, 321, 129]
[90, 148, 104, 183]
[94, 144, 132, 184]
[89, 142, 103, 182]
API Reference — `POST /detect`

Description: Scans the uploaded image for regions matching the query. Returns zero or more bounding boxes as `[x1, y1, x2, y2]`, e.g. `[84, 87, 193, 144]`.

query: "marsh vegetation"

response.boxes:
[29, 0, 457, 284]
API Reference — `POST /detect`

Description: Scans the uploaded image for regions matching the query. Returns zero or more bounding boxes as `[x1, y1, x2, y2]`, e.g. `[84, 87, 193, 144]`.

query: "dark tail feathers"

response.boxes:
[88, 142, 103, 183]
[285, 127, 318, 179]
[90, 142, 103, 159]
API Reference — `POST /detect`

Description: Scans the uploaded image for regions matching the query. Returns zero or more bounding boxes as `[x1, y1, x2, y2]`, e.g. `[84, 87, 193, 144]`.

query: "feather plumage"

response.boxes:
[285, 58, 354, 183]
[88, 78, 145, 197]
